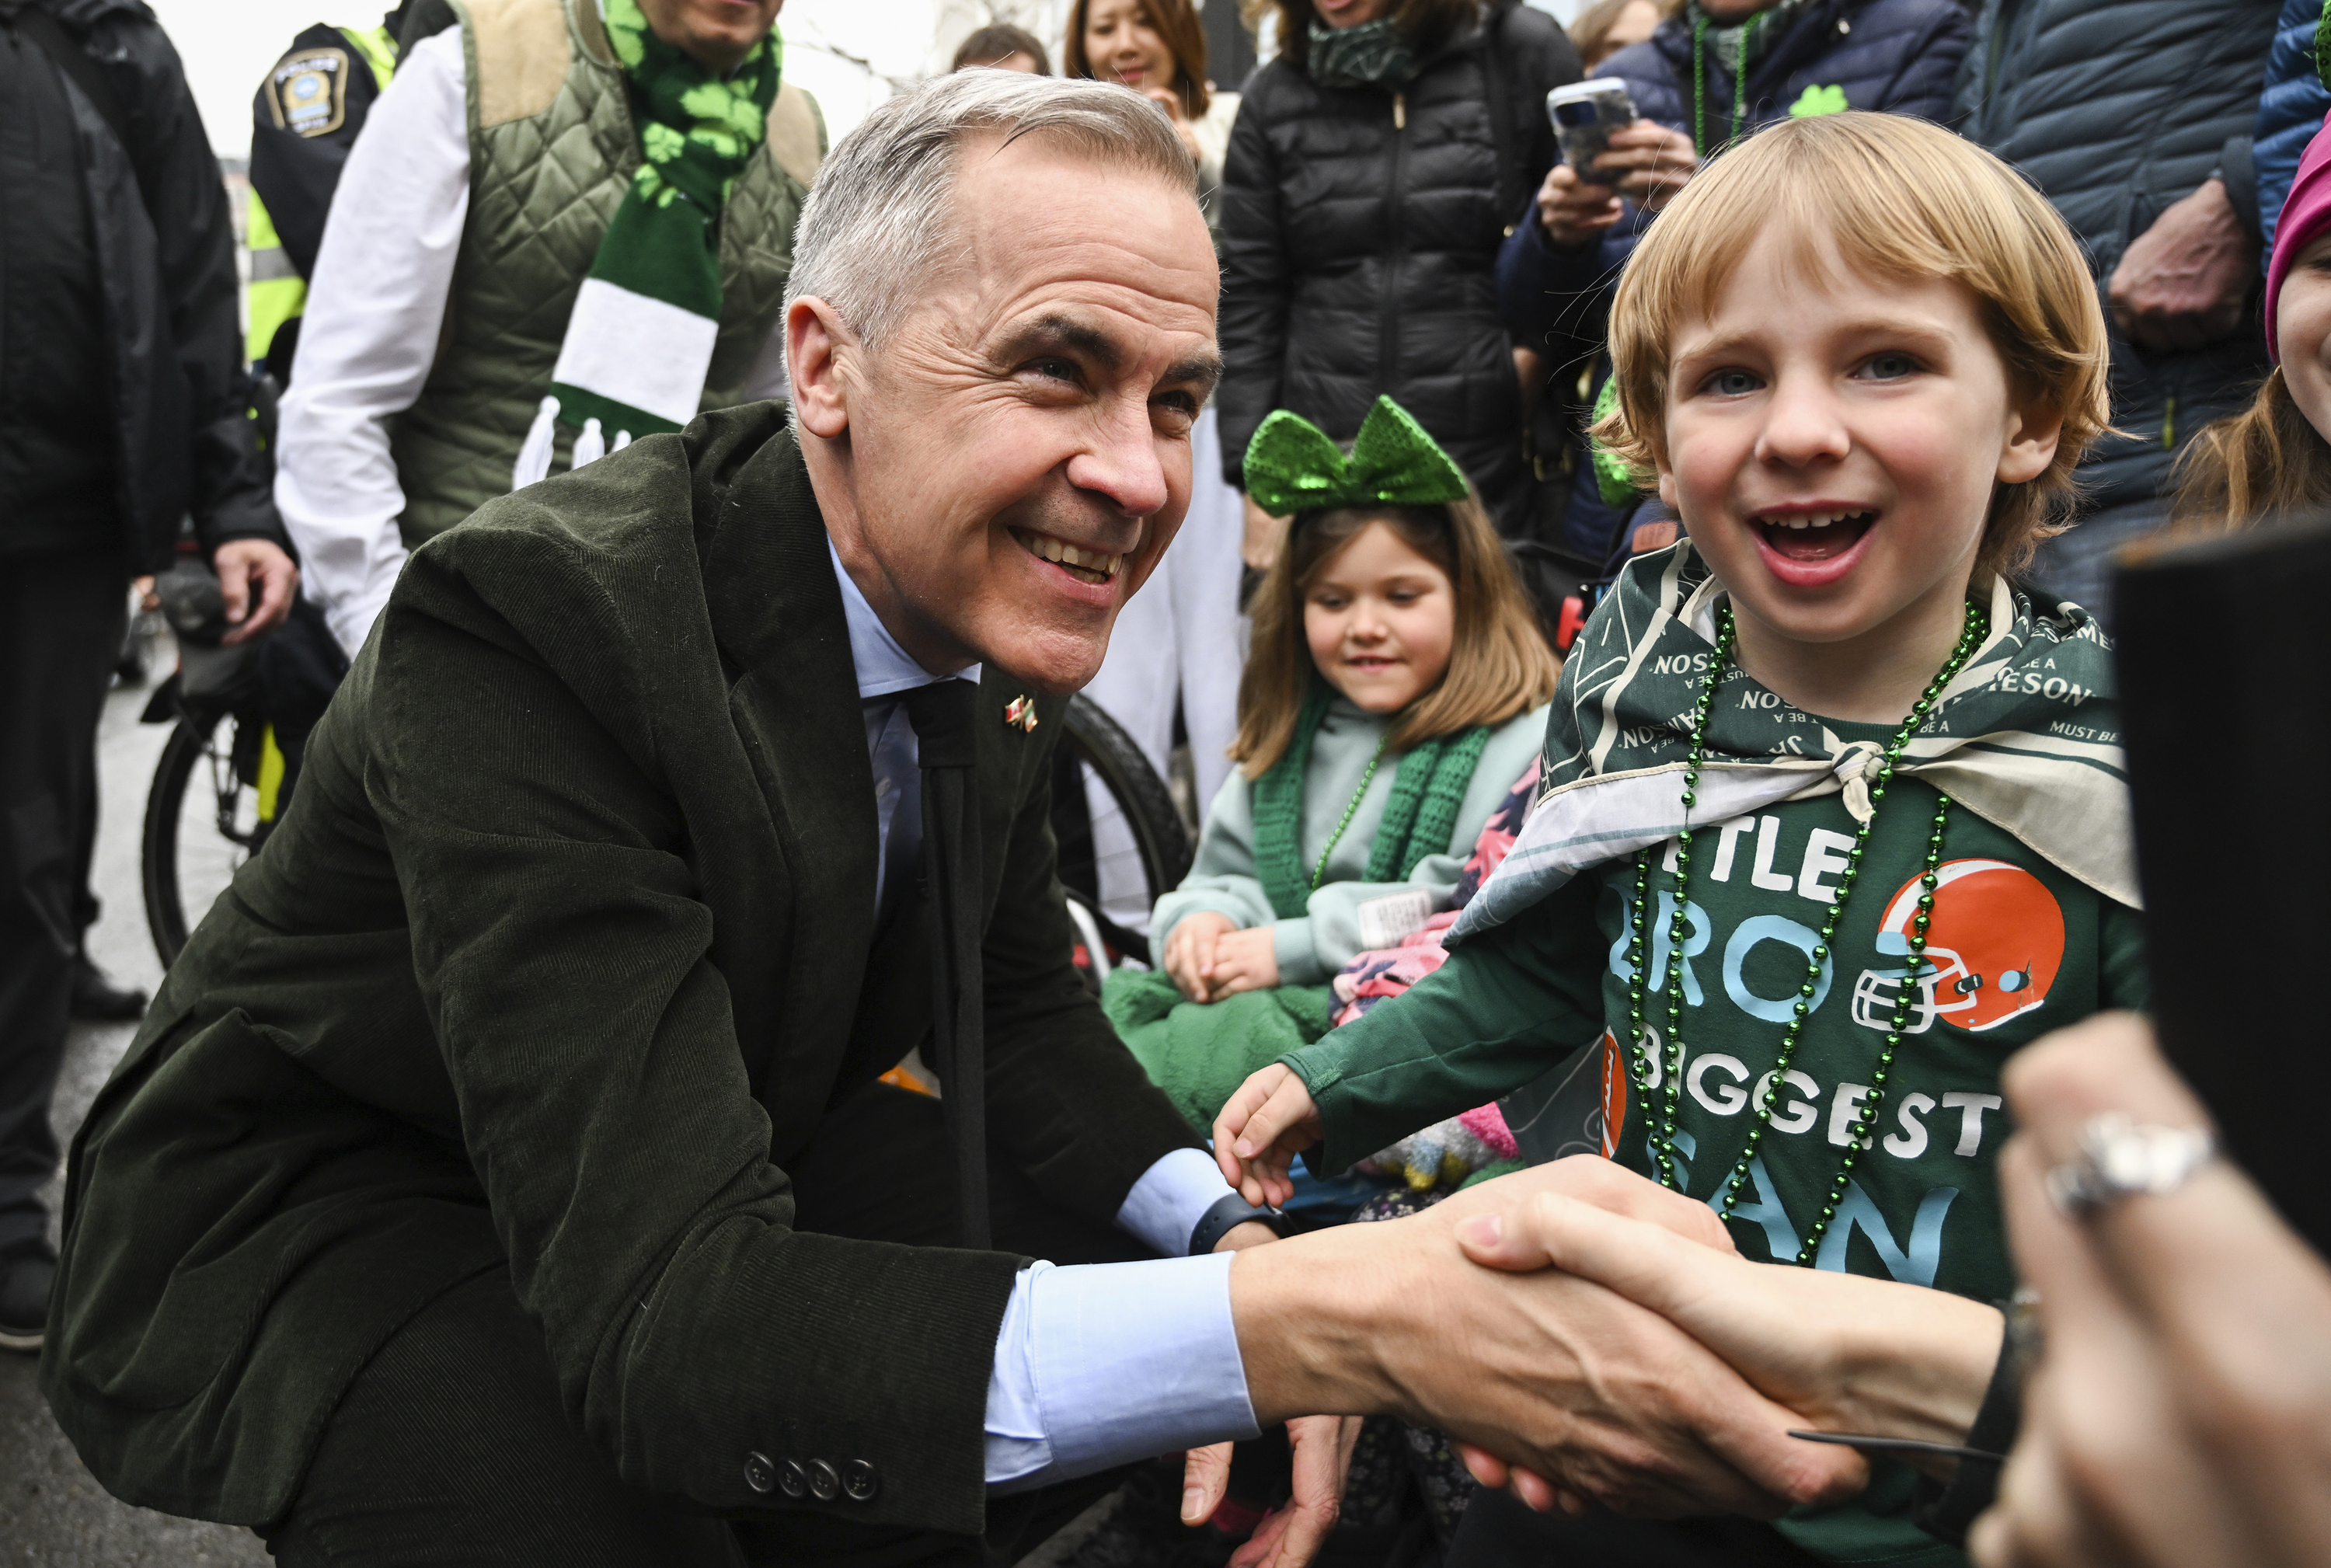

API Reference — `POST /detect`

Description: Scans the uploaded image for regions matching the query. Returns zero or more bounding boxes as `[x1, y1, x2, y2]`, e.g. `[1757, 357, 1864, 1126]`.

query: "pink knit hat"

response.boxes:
[2267, 110, 2331, 361]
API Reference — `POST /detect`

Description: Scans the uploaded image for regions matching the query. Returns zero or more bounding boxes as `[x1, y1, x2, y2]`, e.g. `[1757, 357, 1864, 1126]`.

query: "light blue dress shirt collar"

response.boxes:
[829, 537, 982, 699]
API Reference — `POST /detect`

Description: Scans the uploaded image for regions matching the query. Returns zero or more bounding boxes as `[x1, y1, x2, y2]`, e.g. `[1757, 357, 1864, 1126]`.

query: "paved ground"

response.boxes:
[2, 661, 274, 1566]
[0, 656, 1116, 1568]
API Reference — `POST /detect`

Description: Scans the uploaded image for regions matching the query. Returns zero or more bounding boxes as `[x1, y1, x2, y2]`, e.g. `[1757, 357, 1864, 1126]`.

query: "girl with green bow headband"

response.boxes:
[1099, 397, 1559, 1135]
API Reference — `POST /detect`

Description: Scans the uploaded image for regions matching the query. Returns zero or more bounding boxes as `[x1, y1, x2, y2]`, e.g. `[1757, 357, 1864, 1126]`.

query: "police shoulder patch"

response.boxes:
[265, 46, 351, 138]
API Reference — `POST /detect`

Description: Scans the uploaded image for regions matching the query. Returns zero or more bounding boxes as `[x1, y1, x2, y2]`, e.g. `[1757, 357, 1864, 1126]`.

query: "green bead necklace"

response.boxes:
[1692, 10, 1761, 162]
[1311, 741, 1386, 894]
[1622, 596, 1989, 1264]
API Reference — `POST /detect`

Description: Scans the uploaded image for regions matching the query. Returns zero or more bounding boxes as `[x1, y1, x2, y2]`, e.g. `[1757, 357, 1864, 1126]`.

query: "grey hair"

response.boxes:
[784, 70, 1199, 347]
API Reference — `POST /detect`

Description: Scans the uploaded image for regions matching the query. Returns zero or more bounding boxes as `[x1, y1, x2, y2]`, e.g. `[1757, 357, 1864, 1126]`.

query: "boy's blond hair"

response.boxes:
[1593, 112, 2110, 575]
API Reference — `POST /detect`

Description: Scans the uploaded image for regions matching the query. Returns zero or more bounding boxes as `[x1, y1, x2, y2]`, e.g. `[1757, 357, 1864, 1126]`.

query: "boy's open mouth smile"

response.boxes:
[1012, 528, 1124, 587]
[1748, 506, 1880, 587]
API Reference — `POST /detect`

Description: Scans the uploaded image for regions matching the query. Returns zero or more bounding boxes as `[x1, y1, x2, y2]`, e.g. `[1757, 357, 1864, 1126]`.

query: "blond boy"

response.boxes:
[1217, 113, 2144, 1566]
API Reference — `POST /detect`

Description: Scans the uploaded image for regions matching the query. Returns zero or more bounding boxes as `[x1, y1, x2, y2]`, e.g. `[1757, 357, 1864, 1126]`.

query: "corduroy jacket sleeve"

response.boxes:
[368, 549, 1024, 1535]
[978, 709, 1207, 1223]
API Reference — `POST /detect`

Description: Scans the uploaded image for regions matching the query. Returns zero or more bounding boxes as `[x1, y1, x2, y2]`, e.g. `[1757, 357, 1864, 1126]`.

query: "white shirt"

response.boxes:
[830, 545, 1260, 1488]
[277, 28, 789, 659]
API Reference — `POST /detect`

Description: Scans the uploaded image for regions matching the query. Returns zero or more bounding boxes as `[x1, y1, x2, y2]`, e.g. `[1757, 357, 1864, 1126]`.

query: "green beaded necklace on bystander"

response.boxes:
[1622, 595, 1991, 1263]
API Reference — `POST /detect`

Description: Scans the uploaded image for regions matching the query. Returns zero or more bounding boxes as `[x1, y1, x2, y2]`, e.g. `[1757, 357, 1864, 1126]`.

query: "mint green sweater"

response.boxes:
[1151, 696, 1549, 984]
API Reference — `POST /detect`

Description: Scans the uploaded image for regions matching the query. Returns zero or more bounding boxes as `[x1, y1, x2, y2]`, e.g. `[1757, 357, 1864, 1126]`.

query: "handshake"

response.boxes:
[1186, 1015, 2331, 1568]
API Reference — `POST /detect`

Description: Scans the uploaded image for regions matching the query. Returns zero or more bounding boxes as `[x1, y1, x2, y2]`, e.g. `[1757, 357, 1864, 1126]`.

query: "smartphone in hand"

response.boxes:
[1549, 78, 1638, 178]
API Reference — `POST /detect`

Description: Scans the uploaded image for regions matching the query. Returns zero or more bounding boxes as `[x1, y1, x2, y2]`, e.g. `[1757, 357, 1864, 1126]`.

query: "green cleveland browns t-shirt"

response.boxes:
[1281, 720, 2145, 1566]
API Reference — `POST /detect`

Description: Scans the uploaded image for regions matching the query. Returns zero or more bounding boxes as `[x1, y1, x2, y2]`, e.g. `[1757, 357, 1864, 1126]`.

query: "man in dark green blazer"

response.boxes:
[40, 67, 1861, 1568]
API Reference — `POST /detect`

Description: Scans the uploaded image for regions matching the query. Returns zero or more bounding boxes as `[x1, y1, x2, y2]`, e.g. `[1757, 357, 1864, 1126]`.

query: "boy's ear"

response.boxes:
[1998, 394, 2063, 487]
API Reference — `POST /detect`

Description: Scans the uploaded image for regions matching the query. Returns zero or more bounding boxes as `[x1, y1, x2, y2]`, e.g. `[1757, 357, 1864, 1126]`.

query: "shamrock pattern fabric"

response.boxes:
[515, 0, 780, 485]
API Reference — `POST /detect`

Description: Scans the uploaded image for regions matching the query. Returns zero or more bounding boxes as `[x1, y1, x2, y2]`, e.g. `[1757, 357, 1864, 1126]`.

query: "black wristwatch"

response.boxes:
[1190, 1192, 1288, 1255]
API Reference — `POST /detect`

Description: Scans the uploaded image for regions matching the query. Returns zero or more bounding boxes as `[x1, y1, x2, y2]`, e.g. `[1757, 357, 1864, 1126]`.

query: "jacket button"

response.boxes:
[843, 1458, 880, 1502]
[744, 1451, 776, 1494]
[809, 1458, 841, 1501]
[779, 1458, 808, 1500]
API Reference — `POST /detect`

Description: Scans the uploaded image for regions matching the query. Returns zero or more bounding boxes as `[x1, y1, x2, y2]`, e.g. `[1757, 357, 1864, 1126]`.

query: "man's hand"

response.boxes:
[2107, 179, 2260, 355]
[1451, 1183, 2004, 1483]
[1213, 1064, 1322, 1207]
[1230, 1159, 1868, 1518]
[1182, 1416, 1364, 1568]
[1969, 1015, 2331, 1568]
[214, 538, 298, 644]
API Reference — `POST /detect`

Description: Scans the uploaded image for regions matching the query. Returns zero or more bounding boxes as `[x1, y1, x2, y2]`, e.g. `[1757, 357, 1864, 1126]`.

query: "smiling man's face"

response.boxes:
[789, 135, 1220, 694]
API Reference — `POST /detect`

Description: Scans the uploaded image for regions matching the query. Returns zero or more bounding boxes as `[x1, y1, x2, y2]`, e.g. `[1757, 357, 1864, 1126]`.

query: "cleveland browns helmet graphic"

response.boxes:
[1849, 859, 2065, 1033]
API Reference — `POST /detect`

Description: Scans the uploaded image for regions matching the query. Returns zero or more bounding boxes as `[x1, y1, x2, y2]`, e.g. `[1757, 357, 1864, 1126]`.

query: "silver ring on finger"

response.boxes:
[2044, 1113, 2215, 1217]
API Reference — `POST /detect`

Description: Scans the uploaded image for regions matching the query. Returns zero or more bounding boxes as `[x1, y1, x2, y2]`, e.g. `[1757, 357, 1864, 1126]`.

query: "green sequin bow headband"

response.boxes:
[1242, 396, 1470, 517]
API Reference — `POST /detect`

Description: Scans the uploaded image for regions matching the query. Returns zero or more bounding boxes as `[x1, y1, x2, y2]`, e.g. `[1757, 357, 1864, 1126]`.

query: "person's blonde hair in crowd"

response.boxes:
[1566, 0, 1676, 71]
[1593, 110, 2111, 576]
[1232, 491, 1558, 777]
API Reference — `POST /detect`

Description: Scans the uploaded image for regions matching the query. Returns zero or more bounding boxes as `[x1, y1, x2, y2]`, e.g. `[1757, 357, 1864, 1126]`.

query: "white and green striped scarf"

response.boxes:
[514, 0, 780, 486]
[1453, 542, 2136, 943]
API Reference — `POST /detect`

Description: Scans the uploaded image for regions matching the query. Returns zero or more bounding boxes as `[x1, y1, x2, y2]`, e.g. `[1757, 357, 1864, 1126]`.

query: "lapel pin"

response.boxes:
[1003, 695, 1040, 733]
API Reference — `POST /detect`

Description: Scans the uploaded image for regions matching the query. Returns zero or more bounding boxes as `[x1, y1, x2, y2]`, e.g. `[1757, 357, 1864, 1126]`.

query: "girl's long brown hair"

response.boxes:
[2166, 368, 2331, 538]
[1063, 0, 1212, 120]
[1230, 494, 1560, 778]
[1252, 0, 1480, 72]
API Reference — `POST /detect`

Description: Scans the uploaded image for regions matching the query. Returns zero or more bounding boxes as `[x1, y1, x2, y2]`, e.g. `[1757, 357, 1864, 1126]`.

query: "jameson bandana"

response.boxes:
[1308, 19, 1416, 88]
[1452, 544, 2137, 943]
[514, 0, 779, 486]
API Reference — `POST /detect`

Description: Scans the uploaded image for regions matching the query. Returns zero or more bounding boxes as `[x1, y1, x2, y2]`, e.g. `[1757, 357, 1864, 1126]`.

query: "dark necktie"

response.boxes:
[903, 680, 988, 1250]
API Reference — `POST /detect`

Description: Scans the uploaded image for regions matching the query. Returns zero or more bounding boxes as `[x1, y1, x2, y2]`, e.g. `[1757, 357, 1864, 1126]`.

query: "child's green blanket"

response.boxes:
[1102, 969, 1338, 1134]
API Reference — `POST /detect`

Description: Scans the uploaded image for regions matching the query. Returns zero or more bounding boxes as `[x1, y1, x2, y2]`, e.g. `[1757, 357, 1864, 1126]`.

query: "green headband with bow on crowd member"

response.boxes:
[1242, 396, 1472, 517]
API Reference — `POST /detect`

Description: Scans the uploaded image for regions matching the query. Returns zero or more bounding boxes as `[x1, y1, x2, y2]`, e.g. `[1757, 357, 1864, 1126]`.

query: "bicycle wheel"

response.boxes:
[143, 710, 271, 967]
[1052, 695, 1193, 967]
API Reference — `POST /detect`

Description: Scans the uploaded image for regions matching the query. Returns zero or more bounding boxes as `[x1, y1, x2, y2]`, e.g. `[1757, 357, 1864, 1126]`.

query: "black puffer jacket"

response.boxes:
[1216, 2, 1580, 529]
[0, 0, 281, 568]
[1955, 0, 2282, 514]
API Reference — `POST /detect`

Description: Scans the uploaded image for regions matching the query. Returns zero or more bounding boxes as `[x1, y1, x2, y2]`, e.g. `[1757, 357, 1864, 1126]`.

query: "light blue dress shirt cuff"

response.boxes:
[1114, 1145, 1238, 1257]
[984, 1254, 1260, 1491]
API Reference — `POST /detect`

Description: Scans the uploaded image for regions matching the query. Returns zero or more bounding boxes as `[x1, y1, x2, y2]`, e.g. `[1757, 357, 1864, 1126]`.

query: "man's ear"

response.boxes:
[787, 297, 856, 441]
[1998, 395, 2064, 487]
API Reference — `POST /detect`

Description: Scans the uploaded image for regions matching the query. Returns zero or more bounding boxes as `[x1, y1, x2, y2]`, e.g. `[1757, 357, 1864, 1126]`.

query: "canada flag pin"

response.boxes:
[1003, 695, 1039, 733]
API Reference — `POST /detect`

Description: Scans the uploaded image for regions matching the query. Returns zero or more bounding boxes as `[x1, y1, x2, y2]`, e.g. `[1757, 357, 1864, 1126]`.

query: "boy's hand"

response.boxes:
[1214, 1064, 1323, 1206]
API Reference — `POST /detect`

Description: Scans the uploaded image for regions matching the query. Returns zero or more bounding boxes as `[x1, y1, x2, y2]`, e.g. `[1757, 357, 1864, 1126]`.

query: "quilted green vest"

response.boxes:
[390, 0, 822, 543]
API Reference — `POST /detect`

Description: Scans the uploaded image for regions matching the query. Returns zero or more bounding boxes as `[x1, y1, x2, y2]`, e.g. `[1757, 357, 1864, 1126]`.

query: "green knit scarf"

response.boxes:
[1253, 681, 1494, 921]
[514, 0, 779, 485]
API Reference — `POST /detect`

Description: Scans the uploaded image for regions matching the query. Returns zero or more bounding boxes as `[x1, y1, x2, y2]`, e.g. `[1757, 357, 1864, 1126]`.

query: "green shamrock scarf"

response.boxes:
[1451, 542, 2138, 944]
[514, 0, 779, 486]
[1308, 19, 1416, 89]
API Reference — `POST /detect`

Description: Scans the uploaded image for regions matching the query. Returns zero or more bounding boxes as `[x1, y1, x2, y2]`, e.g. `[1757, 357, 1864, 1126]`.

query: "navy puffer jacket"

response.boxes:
[1497, 0, 1971, 352]
[2255, 0, 2328, 254]
[1956, 0, 2281, 514]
